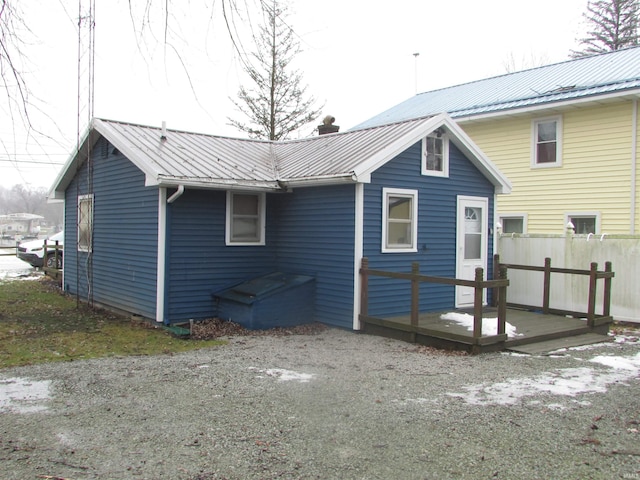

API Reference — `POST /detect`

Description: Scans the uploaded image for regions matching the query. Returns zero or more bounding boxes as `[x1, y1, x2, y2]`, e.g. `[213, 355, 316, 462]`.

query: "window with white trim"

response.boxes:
[226, 192, 266, 245]
[566, 212, 600, 234]
[382, 188, 418, 253]
[77, 194, 94, 252]
[532, 116, 562, 167]
[499, 214, 527, 234]
[422, 131, 449, 176]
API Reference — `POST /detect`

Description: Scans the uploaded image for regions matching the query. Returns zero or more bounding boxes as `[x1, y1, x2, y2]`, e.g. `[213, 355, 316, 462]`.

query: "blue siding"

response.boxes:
[364, 141, 495, 317]
[273, 185, 356, 329]
[64, 138, 158, 318]
[166, 189, 278, 322]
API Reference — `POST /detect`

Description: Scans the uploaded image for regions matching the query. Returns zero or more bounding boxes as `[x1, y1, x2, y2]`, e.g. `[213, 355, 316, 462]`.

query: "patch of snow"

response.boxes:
[590, 352, 640, 370]
[447, 352, 640, 406]
[440, 312, 523, 338]
[250, 367, 314, 383]
[0, 377, 51, 413]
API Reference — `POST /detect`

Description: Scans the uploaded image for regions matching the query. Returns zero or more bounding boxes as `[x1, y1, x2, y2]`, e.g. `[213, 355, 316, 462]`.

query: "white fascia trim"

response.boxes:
[93, 119, 161, 182]
[154, 177, 281, 191]
[156, 187, 167, 323]
[279, 173, 359, 188]
[440, 116, 513, 194]
[454, 88, 640, 123]
[353, 114, 446, 179]
[352, 183, 364, 330]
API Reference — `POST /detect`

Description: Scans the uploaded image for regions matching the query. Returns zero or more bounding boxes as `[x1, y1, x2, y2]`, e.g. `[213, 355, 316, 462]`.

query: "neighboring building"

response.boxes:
[356, 47, 640, 235]
[49, 115, 510, 328]
[0, 213, 43, 239]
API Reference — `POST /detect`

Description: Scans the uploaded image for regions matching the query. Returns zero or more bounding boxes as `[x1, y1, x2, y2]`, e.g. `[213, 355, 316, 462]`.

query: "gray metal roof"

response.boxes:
[355, 46, 640, 129]
[50, 114, 512, 198]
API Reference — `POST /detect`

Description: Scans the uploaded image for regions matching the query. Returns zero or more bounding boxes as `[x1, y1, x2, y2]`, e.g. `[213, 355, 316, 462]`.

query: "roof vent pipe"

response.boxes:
[161, 121, 167, 141]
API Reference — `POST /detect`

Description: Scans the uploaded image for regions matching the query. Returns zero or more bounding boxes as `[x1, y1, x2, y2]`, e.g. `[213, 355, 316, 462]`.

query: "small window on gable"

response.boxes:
[566, 212, 599, 234]
[78, 194, 94, 252]
[382, 188, 418, 253]
[422, 131, 449, 177]
[532, 117, 562, 167]
[226, 192, 266, 245]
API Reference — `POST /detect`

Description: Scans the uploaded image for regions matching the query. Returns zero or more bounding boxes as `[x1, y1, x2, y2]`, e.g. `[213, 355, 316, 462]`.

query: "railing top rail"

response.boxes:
[360, 267, 509, 288]
[499, 262, 614, 278]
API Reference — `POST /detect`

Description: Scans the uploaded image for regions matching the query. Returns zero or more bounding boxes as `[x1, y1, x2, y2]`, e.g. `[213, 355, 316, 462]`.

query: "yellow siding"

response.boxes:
[462, 100, 640, 234]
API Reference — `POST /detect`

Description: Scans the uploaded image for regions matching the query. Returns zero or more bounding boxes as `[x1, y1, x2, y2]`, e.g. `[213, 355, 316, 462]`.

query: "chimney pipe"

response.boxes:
[161, 121, 167, 141]
[318, 115, 339, 135]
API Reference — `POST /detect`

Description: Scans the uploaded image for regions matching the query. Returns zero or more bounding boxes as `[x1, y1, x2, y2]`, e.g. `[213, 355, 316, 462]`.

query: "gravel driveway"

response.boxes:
[1, 328, 639, 480]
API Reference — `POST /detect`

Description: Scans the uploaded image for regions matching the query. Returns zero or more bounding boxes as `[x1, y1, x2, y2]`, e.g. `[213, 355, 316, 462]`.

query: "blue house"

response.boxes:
[50, 114, 511, 330]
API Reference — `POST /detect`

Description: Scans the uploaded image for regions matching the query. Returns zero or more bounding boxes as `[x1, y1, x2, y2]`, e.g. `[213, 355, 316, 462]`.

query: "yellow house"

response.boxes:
[356, 47, 640, 235]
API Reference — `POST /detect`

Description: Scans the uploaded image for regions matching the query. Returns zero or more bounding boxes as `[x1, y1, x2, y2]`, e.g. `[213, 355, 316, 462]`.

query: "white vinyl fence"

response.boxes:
[496, 234, 640, 324]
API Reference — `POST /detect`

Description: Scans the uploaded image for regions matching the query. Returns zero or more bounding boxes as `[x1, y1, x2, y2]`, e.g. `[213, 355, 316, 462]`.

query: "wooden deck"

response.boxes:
[361, 307, 612, 354]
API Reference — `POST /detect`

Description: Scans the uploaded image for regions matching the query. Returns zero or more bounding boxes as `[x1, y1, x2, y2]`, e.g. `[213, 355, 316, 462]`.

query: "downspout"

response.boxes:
[352, 183, 364, 330]
[156, 188, 167, 323]
[631, 99, 638, 235]
[167, 184, 185, 204]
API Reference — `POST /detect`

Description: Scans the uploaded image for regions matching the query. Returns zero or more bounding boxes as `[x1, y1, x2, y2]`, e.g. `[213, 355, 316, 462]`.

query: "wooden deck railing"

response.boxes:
[492, 255, 614, 328]
[42, 240, 63, 278]
[0, 244, 18, 257]
[359, 257, 510, 344]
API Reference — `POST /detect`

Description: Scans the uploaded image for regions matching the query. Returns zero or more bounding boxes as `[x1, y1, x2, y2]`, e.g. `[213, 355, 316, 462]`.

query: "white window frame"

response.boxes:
[77, 194, 94, 252]
[225, 191, 266, 246]
[382, 188, 418, 253]
[422, 132, 449, 177]
[565, 211, 601, 234]
[531, 116, 562, 168]
[499, 213, 528, 234]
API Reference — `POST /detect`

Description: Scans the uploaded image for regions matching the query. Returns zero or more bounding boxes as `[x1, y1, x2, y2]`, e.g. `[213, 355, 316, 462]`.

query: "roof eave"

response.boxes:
[454, 88, 640, 123]
[155, 176, 282, 192]
[278, 173, 359, 188]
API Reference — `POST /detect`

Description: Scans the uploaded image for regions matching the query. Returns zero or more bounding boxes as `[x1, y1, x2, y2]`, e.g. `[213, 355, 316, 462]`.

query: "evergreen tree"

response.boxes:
[571, 0, 640, 58]
[228, 0, 323, 141]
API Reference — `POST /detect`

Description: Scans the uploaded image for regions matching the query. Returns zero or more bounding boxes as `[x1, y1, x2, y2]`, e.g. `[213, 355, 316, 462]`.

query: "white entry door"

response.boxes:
[456, 196, 489, 307]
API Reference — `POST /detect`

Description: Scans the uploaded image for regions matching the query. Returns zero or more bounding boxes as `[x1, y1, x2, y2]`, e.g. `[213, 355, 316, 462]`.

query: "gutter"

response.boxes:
[278, 173, 359, 188]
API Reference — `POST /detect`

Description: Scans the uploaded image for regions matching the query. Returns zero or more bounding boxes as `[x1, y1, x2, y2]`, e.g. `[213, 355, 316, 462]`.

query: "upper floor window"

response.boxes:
[422, 131, 449, 177]
[382, 188, 418, 253]
[226, 192, 266, 245]
[77, 194, 94, 252]
[532, 116, 562, 167]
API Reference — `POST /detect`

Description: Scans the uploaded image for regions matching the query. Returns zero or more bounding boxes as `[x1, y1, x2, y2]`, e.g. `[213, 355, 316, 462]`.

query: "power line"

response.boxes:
[0, 159, 66, 165]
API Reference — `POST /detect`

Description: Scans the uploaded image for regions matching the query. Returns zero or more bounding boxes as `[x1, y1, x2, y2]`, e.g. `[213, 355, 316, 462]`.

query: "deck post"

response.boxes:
[360, 258, 369, 321]
[473, 267, 484, 340]
[603, 261, 612, 318]
[542, 257, 551, 314]
[492, 254, 500, 307]
[587, 262, 598, 327]
[497, 265, 508, 336]
[411, 262, 420, 327]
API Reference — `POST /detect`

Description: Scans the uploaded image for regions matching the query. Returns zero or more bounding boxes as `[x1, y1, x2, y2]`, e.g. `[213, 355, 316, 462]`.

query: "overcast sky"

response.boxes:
[0, 0, 588, 190]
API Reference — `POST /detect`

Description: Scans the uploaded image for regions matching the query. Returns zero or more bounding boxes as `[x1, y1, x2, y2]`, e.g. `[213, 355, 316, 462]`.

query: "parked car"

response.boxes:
[16, 231, 64, 269]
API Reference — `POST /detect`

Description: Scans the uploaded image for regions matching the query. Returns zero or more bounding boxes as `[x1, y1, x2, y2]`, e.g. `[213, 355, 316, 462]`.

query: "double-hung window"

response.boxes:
[532, 116, 562, 167]
[77, 194, 94, 252]
[226, 192, 266, 245]
[422, 132, 449, 177]
[382, 188, 418, 253]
